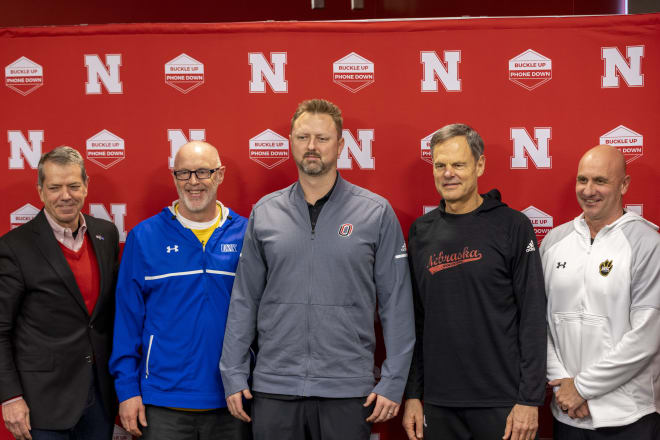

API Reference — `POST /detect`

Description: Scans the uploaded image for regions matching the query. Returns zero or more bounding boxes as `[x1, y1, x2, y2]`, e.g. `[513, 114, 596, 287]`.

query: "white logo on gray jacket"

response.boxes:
[395, 241, 408, 259]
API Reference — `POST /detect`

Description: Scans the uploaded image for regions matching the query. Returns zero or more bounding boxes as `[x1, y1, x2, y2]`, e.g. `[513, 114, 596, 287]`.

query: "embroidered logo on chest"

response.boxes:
[221, 243, 238, 252]
[599, 260, 613, 276]
[338, 223, 354, 237]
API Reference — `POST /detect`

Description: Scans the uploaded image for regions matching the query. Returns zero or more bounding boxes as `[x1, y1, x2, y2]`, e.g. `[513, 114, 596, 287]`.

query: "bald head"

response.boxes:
[578, 145, 626, 179]
[173, 141, 225, 222]
[576, 144, 631, 234]
[174, 141, 221, 169]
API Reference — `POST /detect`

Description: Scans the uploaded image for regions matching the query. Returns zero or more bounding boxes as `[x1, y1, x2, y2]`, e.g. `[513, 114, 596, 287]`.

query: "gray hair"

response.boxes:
[37, 146, 88, 187]
[430, 123, 484, 162]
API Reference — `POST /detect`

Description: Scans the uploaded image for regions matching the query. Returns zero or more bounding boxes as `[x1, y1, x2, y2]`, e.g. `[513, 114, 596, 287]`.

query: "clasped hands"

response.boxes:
[548, 377, 590, 419]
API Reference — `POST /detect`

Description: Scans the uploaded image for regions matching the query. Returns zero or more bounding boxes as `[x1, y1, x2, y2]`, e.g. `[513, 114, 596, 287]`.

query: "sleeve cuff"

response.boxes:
[115, 382, 142, 403]
[2, 396, 24, 406]
[372, 378, 405, 404]
[222, 374, 250, 399]
[573, 376, 591, 401]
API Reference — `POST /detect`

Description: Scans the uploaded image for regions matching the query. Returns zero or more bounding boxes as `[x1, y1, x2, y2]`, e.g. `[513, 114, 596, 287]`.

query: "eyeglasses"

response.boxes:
[173, 168, 220, 181]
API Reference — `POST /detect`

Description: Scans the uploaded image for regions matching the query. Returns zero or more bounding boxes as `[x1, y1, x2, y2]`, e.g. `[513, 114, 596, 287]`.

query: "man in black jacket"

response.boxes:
[402, 124, 546, 440]
[0, 146, 119, 440]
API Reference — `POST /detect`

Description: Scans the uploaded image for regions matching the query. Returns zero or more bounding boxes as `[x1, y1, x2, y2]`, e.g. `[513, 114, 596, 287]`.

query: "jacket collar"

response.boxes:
[292, 172, 346, 204]
[31, 210, 95, 316]
[572, 210, 654, 240]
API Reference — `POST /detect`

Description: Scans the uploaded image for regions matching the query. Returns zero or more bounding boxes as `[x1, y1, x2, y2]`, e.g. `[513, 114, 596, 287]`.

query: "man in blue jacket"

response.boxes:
[221, 99, 415, 440]
[109, 141, 249, 439]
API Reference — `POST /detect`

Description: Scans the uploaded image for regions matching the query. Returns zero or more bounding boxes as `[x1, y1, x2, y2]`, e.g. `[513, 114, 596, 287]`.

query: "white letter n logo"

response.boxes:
[8, 130, 43, 169]
[420, 51, 461, 92]
[337, 129, 375, 170]
[248, 52, 287, 93]
[602, 46, 644, 88]
[510, 127, 552, 169]
[85, 54, 123, 94]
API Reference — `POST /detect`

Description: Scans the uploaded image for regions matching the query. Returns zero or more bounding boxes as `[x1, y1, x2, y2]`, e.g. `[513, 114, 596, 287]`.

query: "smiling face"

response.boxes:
[290, 112, 344, 178]
[432, 135, 485, 213]
[173, 141, 224, 222]
[38, 161, 88, 230]
[576, 145, 630, 231]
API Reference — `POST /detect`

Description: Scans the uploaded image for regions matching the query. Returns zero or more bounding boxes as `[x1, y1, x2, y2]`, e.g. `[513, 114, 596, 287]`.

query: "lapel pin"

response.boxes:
[96, 234, 104, 240]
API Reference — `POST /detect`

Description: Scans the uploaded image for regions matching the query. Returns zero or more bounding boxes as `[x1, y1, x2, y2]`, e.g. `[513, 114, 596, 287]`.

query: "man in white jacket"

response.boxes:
[540, 144, 660, 439]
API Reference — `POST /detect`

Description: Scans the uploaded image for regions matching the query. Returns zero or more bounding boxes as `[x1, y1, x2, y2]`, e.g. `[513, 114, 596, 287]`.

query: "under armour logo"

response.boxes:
[166, 245, 179, 253]
[557, 261, 567, 269]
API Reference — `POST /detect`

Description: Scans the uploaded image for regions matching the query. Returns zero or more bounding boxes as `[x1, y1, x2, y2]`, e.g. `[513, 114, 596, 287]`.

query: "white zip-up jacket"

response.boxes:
[540, 212, 660, 429]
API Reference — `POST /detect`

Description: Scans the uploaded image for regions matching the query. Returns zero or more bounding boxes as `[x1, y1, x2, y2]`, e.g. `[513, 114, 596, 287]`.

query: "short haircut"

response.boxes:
[430, 123, 484, 162]
[290, 99, 343, 139]
[37, 146, 88, 187]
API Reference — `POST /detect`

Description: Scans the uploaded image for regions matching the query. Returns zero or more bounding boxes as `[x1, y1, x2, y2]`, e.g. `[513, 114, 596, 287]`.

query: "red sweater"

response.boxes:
[58, 234, 100, 315]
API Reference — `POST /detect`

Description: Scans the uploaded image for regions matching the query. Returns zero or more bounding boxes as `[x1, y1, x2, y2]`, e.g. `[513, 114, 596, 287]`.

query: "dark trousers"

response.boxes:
[141, 405, 251, 440]
[30, 376, 113, 440]
[252, 396, 373, 440]
[423, 403, 538, 440]
[553, 412, 660, 440]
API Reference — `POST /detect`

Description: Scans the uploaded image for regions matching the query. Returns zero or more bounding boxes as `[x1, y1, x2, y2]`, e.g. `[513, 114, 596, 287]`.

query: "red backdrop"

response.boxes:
[1, 13, 658, 440]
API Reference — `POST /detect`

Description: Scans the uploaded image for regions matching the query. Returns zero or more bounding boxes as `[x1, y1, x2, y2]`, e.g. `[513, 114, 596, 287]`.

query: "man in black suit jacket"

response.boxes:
[0, 146, 119, 440]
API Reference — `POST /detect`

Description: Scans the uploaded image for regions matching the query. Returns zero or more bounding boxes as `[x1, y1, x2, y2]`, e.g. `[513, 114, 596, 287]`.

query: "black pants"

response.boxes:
[252, 396, 373, 440]
[553, 412, 660, 440]
[423, 403, 538, 440]
[141, 405, 251, 440]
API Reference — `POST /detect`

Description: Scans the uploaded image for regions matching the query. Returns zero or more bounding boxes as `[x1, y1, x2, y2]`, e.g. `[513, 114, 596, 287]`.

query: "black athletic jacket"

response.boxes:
[405, 189, 546, 407]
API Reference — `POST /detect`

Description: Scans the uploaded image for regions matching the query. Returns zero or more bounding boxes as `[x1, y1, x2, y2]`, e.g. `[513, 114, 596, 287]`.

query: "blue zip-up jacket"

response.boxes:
[109, 205, 247, 409]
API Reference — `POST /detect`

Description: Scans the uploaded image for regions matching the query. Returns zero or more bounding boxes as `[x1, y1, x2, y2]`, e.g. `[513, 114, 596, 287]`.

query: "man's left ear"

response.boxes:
[621, 175, 631, 195]
[477, 155, 486, 177]
[337, 137, 345, 155]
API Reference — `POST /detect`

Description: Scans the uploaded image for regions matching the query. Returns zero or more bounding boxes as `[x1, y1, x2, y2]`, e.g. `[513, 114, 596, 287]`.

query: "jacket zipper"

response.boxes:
[145, 335, 154, 378]
[202, 240, 207, 277]
[305, 220, 315, 384]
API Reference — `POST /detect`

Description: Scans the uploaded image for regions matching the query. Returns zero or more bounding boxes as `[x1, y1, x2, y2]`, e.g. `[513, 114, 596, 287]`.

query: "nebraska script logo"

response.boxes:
[427, 247, 482, 274]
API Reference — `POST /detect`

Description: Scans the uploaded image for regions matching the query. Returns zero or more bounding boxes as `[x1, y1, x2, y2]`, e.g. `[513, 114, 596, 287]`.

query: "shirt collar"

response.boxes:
[308, 172, 339, 207]
[169, 200, 228, 229]
[44, 209, 87, 251]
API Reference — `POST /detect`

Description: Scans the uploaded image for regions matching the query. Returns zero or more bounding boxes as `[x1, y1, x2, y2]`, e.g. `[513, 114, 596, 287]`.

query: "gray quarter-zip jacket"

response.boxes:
[220, 175, 415, 403]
